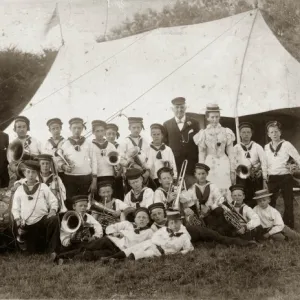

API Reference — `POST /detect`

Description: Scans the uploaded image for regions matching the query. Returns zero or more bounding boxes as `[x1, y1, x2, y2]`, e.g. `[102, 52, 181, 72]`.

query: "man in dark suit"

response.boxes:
[0, 131, 9, 188]
[163, 97, 200, 175]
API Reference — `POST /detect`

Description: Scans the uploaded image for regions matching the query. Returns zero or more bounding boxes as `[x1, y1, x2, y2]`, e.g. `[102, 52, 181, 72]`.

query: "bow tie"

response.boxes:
[134, 226, 149, 234]
[167, 228, 183, 237]
[177, 119, 184, 124]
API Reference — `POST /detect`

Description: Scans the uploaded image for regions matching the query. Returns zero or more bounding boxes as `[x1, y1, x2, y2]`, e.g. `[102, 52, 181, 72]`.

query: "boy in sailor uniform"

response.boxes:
[12, 116, 42, 156]
[227, 184, 261, 240]
[102, 210, 193, 262]
[119, 117, 150, 184]
[90, 120, 120, 199]
[182, 163, 225, 231]
[105, 123, 124, 200]
[264, 121, 300, 228]
[148, 202, 167, 232]
[124, 168, 154, 208]
[11, 160, 60, 255]
[57, 195, 103, 264]
[90, 182, 129, 231]
[153, 167, 177, 209]
[106, 123, 120, 149]
[43, 118, 66, 178]
[145, 123, 177, 187]
[57, 118, 95, 210]
[233, 122, 268, 208]
[69, 207, 153, 261]
[253, 190, 300, 241]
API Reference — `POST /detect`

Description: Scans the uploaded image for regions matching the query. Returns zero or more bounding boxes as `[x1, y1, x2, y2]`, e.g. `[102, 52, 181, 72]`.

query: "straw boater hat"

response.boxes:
[205, 104, 221, 112]
[253, 189, 273, 200]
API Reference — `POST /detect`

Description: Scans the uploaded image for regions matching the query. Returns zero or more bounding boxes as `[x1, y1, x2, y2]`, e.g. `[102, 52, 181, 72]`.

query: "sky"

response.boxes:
[0, 0, 178, 52]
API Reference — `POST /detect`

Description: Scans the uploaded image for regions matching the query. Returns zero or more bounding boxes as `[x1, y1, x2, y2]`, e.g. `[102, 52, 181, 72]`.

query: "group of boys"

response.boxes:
[5, 97, 300, 264]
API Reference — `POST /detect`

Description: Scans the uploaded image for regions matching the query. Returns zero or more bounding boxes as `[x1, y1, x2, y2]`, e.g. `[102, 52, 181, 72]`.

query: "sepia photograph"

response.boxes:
[1, 0, 300, 299]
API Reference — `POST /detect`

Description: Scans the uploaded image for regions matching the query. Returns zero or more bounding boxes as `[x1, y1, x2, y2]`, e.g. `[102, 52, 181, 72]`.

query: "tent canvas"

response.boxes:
[5, 9, 300, 146]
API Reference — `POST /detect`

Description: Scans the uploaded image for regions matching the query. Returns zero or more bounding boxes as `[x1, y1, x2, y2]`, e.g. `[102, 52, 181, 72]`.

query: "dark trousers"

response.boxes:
[57, 236, 120, 261]
[204, 207, 233, 236]
[114, 176, 125, 200]
[186, 225, 251, 246]
[236, 175, 263, 208]
[175, 155, 197, 176]
[23, 216, 60, 253]
[268, 174, 294, 228]
[64, 174, 92, 210]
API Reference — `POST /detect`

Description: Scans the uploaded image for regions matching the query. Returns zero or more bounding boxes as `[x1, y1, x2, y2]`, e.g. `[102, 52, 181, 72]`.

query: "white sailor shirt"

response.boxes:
[106, 220, 153, 250]
[12, 182, 58, 225]
[124, 187, 154, 208]
[233, 204, 261, 231]
[264, 140, 300, 175]
[15, 136, 41, 156]
[43, 136, 66, 172]
[234, 141, 267, 179]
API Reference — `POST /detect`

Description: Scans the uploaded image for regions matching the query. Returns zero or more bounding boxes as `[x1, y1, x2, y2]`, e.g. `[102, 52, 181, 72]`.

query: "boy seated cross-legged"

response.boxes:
[253, 190, 300, 242]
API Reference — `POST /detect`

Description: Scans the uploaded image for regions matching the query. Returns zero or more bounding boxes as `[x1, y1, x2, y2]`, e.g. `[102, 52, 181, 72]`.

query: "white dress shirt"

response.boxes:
[12, 182, 59, 225]
[264, 140, 300, 175]
[124, 187, 154, 208]
[57, 139, 94, 176]
[91, 140, 117, 177]
[106, 221, 153, 250]
[145, 144, 177, 179]
[253, 205, 284, 235]
[124, 224, 194, 260]
[60, 213, 103, 247]
[175, 115, 186, 131]
[234, 141, 268, 179]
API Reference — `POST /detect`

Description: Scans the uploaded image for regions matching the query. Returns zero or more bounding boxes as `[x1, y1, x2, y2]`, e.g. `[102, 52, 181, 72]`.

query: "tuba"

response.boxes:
[7, 139, 35, 178]
[236, 164, 250, 179]
[61, 211, 82, 233]
[106, 151, 121, 175]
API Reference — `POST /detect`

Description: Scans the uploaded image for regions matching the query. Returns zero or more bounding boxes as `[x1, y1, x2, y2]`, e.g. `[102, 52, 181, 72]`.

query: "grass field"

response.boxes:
[1, 197, 300, 300]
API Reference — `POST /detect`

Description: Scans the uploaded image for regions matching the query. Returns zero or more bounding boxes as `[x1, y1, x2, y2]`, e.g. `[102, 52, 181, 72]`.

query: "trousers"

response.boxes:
[63, 174, 92, 210]
[236, 175, 263, 208]
[267, 174, 294, 228]
[22, 215, 60, 253]
[186, 225, 252, 246]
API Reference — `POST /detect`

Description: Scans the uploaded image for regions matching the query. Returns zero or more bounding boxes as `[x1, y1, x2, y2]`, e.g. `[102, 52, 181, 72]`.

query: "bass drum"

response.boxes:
[0, 188, 16, 251]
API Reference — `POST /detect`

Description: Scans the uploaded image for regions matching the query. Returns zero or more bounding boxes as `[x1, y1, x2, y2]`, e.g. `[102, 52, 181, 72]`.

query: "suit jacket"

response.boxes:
[163, 116, 200, 166]
[0, 131, 9, 187]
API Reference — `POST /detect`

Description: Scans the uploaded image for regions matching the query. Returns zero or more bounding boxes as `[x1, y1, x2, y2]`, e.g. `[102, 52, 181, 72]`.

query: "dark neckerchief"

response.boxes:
[167, 228, 183, 237]
[128, 136, 143, 154]
[234, 204, 245, 216]
[153, 222, 166, 230]
[269, 140, 285, 157]
[40, 173, 54, 186]
[240, 141, 253, 158]
[131, 188, 146, 208]
[68, 136, 86, 151]
[48, 136, 64, 149]
[113, 142, 119, 149]
[19, 135, 31, 150]
[150, 143, 166, 159]
[92, 140, 109, 156]
[133, 223, 149, 234]
[23, 182, 40, 200]
[195, 182, 211, 205]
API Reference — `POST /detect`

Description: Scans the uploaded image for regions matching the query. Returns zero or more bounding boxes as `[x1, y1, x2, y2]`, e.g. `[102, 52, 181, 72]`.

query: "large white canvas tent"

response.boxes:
[4, 9, 300, 148]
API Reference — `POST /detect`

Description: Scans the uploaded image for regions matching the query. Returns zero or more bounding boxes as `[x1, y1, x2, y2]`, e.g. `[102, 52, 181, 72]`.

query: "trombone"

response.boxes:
[172, 159, 188, 211]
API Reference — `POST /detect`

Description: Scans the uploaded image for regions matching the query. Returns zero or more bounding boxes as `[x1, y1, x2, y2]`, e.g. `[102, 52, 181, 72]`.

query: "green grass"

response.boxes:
[1, 197, 300, 299]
